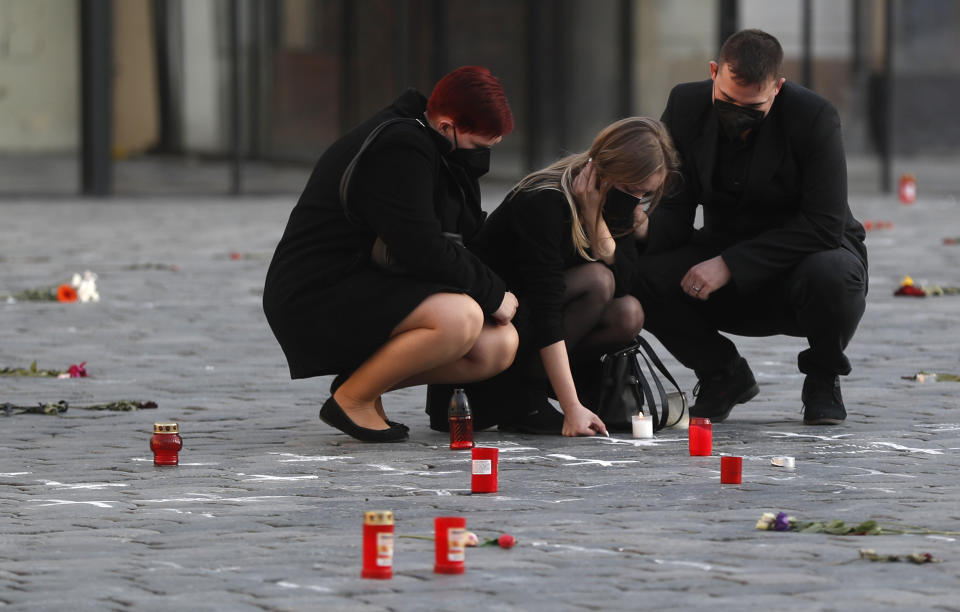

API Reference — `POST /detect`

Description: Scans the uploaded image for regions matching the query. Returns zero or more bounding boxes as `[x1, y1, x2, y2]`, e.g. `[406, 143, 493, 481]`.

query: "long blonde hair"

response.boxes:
[510, 117, 678, 260]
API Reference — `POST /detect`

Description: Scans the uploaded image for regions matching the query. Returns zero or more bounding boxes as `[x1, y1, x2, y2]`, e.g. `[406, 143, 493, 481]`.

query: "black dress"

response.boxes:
[470, 187, 640, 358]
[263, 90, 506, 379]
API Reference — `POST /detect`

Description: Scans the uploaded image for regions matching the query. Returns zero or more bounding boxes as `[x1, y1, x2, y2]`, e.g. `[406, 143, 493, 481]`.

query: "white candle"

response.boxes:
[631, 414, 653, 439]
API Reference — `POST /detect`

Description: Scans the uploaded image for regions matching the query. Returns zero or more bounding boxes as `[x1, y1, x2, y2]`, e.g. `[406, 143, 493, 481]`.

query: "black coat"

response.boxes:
[648, 79, 867, 290]
[470, 187, 639, 351]
[263, 89, 506, 378]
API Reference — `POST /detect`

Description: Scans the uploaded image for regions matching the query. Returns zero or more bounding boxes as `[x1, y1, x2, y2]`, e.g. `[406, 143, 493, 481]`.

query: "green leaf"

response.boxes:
[800, 522, 825, 533]
[30, 360, 37, 373]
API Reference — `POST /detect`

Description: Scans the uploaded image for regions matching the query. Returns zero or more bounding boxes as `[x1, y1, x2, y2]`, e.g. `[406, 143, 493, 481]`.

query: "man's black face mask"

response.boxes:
[714, 98, 765, 140]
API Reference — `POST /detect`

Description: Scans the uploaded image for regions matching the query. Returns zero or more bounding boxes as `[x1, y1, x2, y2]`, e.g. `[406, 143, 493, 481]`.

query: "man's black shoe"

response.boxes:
[802, 374, 846, 425]
[689, 357, 759, 422]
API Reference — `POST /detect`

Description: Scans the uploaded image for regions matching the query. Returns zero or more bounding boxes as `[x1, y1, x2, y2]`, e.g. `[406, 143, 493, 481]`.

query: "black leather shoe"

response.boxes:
[802, 374, 846, 425]
[499, 403, 565, 435]
[319, 396, 409, 442]
[330, 374, 409, 432]
[689, 357, 759, 422]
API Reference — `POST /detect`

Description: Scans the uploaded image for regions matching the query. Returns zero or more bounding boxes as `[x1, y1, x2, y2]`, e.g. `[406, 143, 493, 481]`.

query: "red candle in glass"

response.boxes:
[471, 447, 499, 493]
[448, 388, 474, 449]
[688, 417, 712, 456]
[150, 423, 182, 466]
[434, 516, 467, 574]
[362, 510, 394, 579]
[720, 456, 742, 484]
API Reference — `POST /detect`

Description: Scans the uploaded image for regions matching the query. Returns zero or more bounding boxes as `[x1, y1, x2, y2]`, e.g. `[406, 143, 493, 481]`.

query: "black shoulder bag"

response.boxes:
[594, 334, 687, 432]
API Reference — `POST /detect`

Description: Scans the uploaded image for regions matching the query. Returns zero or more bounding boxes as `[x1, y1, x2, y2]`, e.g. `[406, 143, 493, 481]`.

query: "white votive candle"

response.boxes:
[631, 414, 653, 439]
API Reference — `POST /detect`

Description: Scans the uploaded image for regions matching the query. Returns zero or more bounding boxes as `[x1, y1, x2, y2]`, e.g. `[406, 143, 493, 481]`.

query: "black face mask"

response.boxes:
[602, 187, 640, 233]
[447, 146, 491, 179]
[714, 98, 765, 140]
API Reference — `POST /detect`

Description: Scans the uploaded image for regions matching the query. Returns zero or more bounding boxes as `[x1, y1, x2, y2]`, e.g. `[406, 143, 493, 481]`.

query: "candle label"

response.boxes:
[376, 532, 394, 567]
[472, 459, 492, 475]
[447, 527, 466, 561]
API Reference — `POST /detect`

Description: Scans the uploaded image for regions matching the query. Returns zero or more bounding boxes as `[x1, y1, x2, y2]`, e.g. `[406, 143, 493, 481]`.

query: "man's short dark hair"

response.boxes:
[718, 29, 783, 85]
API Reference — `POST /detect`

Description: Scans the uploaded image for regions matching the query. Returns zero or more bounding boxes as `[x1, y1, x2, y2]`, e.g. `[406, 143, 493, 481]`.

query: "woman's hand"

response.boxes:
[561, 403, 608, 437]
[633, 206, 650, 240]
[572, 159, 604, 221]
[491, 291, 519, 325]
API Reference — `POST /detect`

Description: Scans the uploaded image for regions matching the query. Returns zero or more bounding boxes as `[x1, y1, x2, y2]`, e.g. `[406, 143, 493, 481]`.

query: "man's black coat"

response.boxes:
[647, 79, 866, 291]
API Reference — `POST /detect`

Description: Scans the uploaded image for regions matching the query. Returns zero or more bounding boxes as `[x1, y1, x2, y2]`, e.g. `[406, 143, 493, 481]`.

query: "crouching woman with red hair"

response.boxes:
[264, 66, 519, 442]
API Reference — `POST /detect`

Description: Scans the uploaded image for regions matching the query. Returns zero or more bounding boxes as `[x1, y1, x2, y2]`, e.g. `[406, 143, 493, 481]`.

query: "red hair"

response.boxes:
[427, 66, 514, 138]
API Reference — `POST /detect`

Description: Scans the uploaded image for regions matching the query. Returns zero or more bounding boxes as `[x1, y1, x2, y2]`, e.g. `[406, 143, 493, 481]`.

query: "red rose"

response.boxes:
[497, 534, 516, 549]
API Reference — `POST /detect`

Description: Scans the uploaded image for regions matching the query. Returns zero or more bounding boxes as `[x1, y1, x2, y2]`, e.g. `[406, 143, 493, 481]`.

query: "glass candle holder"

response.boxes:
[720, 456, 742, 484]
[688, 417, 712, 456]
[471, 447, 499, 493]
[448, 388, 474, 449]
[434, 516, 467, 574]
[631, 414, 653, 439]
[150, 423, 182, 466]
[362, 510, 394, 579]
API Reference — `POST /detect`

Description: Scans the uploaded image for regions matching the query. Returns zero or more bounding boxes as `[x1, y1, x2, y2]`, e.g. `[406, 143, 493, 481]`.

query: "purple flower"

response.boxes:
[773, 512, 791, 531]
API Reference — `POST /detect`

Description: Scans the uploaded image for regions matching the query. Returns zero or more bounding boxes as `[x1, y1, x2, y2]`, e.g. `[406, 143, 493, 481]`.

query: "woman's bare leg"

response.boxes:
[334, 293, 484, 429]
[395, 321, 518, 388]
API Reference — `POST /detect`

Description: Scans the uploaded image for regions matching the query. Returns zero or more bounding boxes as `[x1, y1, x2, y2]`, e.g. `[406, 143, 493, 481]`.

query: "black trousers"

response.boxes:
[632, 243, 867, 379]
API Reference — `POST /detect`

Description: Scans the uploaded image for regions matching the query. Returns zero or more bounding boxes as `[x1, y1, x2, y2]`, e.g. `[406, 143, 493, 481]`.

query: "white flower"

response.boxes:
[71, 270, 100, 303]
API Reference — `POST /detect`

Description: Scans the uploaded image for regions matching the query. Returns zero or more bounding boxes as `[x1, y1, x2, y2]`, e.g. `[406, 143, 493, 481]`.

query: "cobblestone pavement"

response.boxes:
[1, 188, 959, 611]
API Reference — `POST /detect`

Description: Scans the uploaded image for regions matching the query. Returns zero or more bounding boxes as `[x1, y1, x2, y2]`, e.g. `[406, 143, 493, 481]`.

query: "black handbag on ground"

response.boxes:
[594, 334, 687, 433]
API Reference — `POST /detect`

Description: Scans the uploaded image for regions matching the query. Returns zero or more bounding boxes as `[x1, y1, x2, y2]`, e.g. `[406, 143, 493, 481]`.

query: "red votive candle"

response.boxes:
[688, 417, 712, 456]
[150, 423, 182, 466]
[720, 456, 742, 484]
[434, 516, 467, 574]
[362, 510, 394, 579]
[471, 447, 499, 493]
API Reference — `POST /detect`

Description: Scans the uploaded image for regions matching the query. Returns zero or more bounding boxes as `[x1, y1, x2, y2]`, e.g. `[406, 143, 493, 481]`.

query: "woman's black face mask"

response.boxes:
[714, 99, 765, 140]
[446, 126, 491, 178]
[447, 146, 491, 178]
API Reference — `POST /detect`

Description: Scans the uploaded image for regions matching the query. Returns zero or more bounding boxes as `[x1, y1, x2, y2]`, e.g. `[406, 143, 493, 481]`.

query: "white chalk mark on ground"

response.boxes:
[164, 508, 216, 518]
[379, 484, 454, 496]
[269, 452, 354, 462]
[488, 443, 542, 453]
[140, 495, 293, 504]
[654, 559, 719, 572]
[531, 541, 619, 555]
[546, 453, 639, 467]
[926, 535, 956, 542]
[0, 472, 30, 477]
[276, 581, 333, 593]
[129, 458, 219, 465]
[32, 499, 117, 508]
[238, 473, 320, 481]
[869, 441, 942, 455]
[595, 437, 685, 448]
[765, 431, 853, 441]
[366, 463, 459, 476]
[40, 480, 129, 490]
[914, 423, 960, 432]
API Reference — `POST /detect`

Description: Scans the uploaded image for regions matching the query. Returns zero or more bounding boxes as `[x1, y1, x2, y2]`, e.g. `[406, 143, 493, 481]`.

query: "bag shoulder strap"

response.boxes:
[339, 117, 427, 224]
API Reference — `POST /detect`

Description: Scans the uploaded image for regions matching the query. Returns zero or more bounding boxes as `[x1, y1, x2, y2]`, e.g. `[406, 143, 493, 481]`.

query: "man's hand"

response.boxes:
[681, 255, 731, 300]
[491, 291, 519, 324]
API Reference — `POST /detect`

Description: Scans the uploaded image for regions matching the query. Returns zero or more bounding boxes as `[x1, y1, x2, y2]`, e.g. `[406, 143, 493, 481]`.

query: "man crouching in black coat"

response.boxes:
[631, 29, 868, 425]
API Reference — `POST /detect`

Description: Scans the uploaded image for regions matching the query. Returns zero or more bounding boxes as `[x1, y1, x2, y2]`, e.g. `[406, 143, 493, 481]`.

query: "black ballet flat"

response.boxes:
[330, 374, 409, 432]
[319, 396, 409, 443]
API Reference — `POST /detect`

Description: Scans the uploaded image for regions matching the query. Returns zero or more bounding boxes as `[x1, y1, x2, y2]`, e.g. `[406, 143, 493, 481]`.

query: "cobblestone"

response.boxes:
[1, 189, 959, 611]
